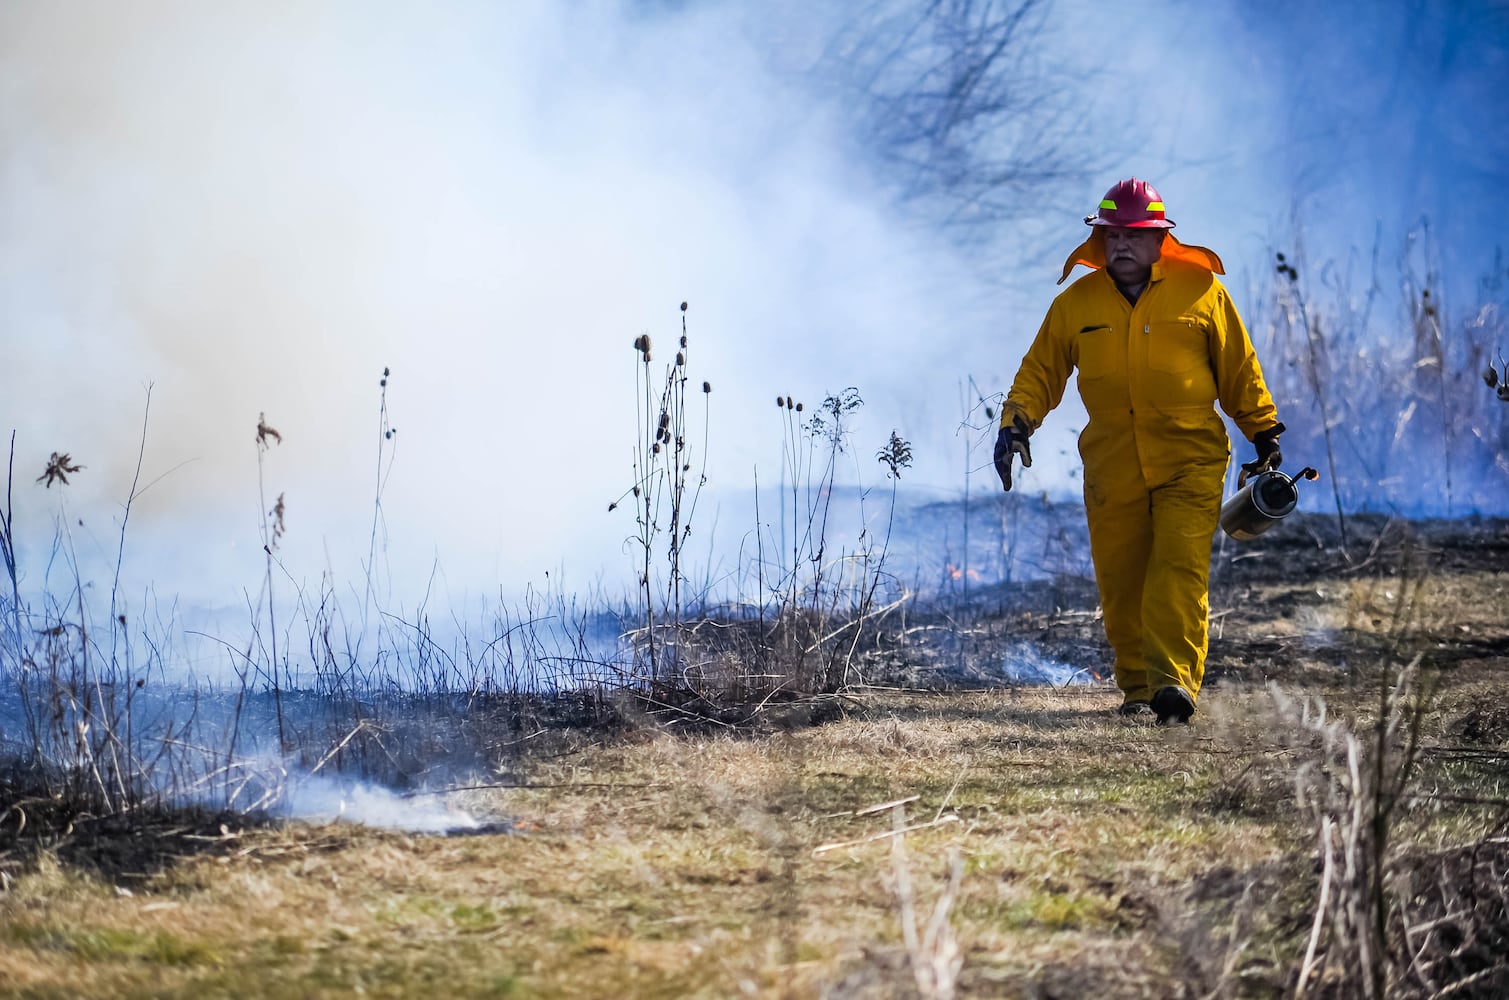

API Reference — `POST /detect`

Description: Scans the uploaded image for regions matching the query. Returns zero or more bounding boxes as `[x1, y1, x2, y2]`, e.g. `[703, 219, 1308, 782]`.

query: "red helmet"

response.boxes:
[1086, 177, 1175, 228]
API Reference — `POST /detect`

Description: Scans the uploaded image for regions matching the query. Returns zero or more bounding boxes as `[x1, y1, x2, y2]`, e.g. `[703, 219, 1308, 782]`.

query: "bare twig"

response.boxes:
[813, 813, 960, 855]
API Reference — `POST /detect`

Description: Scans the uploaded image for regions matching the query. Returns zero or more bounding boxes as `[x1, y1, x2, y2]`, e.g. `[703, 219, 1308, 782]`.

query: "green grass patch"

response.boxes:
[6, 920, 220, 967]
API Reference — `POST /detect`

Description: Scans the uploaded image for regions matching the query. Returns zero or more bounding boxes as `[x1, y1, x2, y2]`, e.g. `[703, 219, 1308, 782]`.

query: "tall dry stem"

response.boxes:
[1, 432, 22, 676]
[890, 804, 964, 1000]
[614, 305, 712, 685]
[1274, 252, 1349, 553]
[362, 366, 399, 629]
[253, 411, 287, 750]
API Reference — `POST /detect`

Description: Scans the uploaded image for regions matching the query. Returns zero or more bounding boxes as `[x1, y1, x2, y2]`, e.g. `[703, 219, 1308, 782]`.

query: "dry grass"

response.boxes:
[3, 666, 1505, 999]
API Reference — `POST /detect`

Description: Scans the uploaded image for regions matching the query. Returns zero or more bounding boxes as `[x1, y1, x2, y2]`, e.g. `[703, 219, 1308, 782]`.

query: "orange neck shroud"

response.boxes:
[1058, 230, 1225, 285]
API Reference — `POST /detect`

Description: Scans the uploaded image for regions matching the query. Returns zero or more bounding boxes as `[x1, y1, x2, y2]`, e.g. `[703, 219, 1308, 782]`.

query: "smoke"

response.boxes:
[0, 2, 997, 616]
[1, 1, 1504, 638]
[271, 769, 490, 835]
[1001, 642, 1097, 687]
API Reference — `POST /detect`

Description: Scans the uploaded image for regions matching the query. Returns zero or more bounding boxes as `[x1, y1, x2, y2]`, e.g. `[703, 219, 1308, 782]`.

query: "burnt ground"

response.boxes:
[858, 512, 1509, 701]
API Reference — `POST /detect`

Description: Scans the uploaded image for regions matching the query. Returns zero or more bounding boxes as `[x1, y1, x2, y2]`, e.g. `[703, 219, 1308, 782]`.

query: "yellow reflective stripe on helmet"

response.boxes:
[1099, 199, 1117, 210]
[1146, 201, 1165, 212]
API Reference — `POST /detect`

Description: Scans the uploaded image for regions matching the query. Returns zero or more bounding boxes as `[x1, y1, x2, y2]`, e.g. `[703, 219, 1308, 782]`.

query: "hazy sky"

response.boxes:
[2, 1, 1505, 617]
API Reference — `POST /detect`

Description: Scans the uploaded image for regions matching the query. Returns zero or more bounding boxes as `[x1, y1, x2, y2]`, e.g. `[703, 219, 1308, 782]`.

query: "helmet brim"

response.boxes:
[1086, 217, 1176, 228]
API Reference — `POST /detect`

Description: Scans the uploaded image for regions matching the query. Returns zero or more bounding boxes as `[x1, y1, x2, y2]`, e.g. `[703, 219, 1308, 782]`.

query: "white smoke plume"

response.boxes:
[1, 1, 1503, 639]
[271, 769, 489, 835]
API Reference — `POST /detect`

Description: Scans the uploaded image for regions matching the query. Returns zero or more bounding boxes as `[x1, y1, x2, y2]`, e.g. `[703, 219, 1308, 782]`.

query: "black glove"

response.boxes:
[1239, 422, 1285, 485]
[993, 416, 1033, 491]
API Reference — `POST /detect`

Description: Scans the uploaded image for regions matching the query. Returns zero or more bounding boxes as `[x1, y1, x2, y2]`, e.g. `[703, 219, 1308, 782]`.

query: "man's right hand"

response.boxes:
[993, 416, 1033, 491]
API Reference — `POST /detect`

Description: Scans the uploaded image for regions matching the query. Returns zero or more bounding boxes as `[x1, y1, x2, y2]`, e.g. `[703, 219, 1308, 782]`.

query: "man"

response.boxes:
[994, 178, 1284, 724]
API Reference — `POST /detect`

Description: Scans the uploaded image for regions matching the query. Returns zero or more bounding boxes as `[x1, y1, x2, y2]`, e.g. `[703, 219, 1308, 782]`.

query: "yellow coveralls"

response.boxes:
[1000, 233, 1280, 704]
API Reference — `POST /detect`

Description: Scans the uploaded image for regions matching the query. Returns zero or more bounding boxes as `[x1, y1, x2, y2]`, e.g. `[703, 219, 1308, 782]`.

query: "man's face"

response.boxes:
[1102, 226, 1166, 286]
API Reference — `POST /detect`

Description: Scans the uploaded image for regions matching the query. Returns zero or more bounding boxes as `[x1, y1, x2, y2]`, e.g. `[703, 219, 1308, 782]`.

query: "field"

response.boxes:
[3, 4, 1507, 998]
[2, 513, 1507, 999]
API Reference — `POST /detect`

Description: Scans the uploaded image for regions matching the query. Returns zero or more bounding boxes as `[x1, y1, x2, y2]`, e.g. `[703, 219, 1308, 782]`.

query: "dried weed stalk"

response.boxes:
[34, 452, 84, 489]
[889, 804, 964, 1000]
[1271, 248, 1349, 552]
[614, 304, 712, 687]
[1275, 660, 1426, 999]
[1273, 659, 1508, 999]
[2, 433, 22, 675]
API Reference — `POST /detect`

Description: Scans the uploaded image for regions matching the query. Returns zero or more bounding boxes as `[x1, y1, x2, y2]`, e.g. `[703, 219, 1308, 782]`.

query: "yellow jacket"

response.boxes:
[1002, 234, 1280, 493]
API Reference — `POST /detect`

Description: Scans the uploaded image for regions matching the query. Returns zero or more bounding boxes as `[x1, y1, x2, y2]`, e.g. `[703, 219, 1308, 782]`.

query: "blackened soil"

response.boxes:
[855, 513, 1509, 692]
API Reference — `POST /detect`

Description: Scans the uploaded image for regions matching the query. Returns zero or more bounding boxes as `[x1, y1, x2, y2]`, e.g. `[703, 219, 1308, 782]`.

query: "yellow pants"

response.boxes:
[1084, 459, 1226, 704]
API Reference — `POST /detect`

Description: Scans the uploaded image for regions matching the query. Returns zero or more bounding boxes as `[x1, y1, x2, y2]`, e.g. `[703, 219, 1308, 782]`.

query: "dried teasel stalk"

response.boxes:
[256, 413, 282, 449]
[36, 452, 84, 488]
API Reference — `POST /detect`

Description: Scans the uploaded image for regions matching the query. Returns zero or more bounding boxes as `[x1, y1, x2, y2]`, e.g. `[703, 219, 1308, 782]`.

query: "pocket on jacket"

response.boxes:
[1147, 318, 1209, 375]
[1075, 325, 1117, 379]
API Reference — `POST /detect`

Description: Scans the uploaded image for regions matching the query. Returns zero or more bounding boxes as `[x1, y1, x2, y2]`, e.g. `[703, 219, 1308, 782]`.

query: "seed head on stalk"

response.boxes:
[36, 452, 84, 488]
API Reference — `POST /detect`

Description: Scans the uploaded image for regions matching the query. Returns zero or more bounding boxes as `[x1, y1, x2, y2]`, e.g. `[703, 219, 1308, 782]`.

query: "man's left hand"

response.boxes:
[1240, 422, 1286, 484]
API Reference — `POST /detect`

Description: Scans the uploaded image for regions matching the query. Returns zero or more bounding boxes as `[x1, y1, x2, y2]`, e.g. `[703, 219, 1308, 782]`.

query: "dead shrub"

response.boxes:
[1389, 828, 1509, 999]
